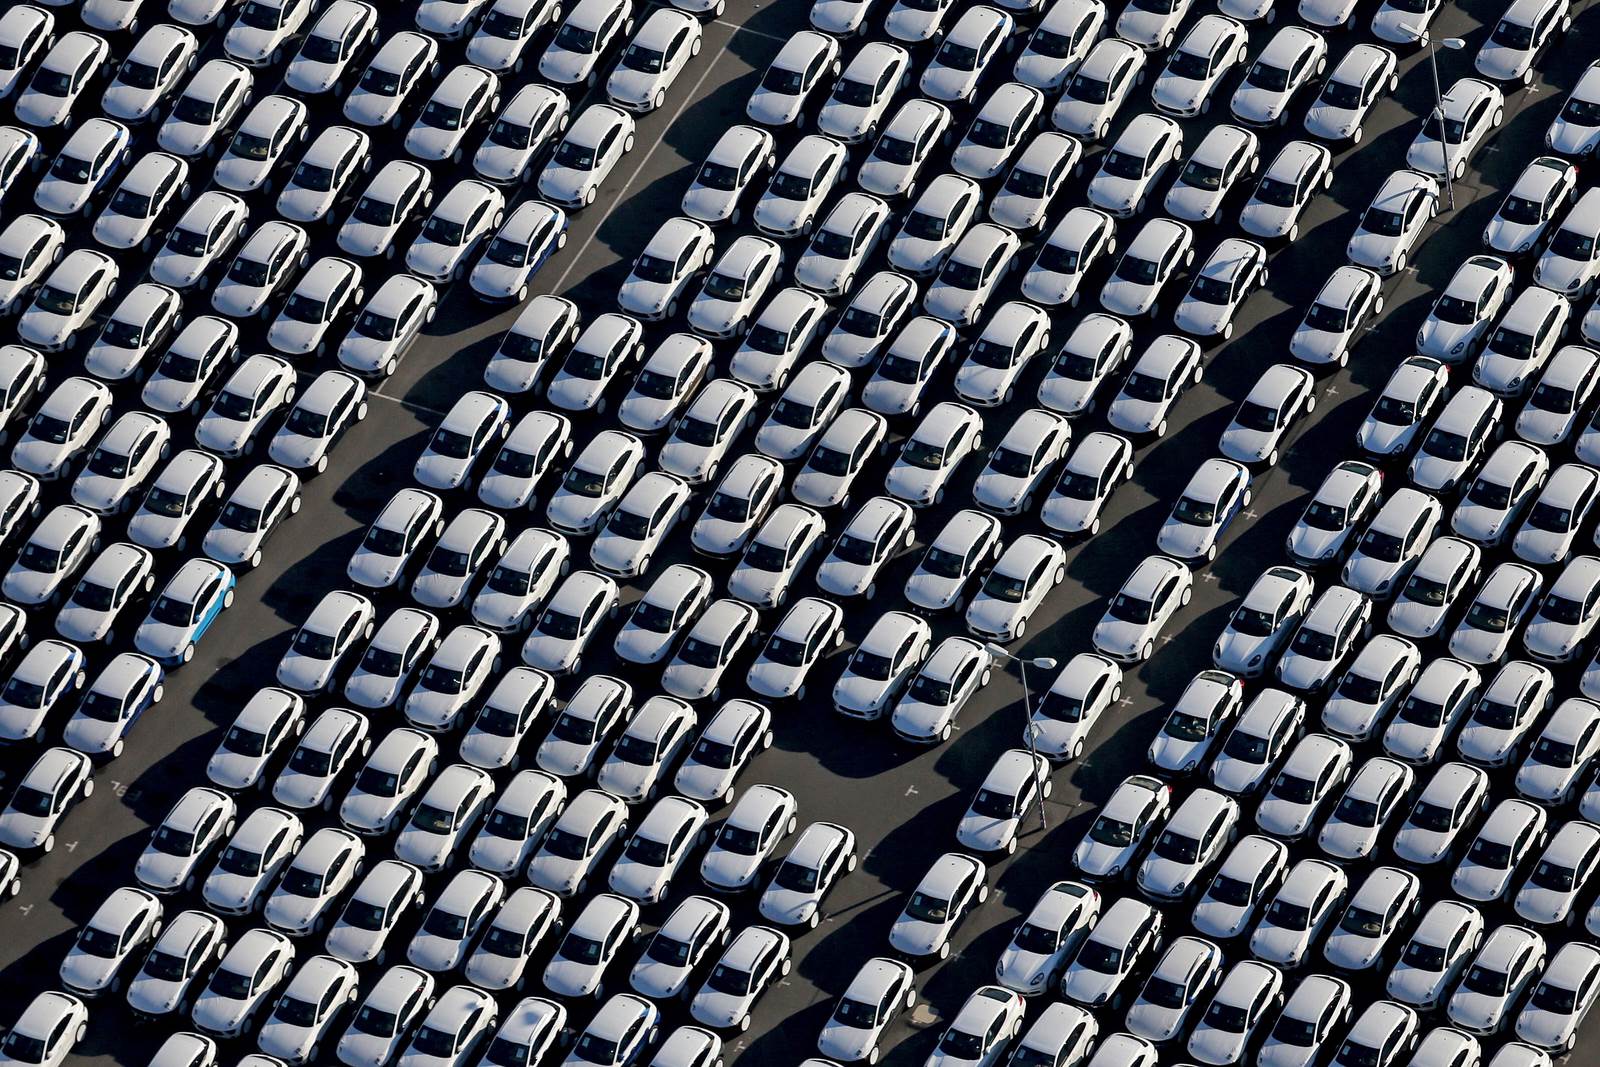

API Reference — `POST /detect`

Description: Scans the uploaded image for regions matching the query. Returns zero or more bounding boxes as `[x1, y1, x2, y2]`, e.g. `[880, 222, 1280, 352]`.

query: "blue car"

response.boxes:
[468, 199, 569, 302]
[62, 652, 164, 757]
[134, 559, 236, 666]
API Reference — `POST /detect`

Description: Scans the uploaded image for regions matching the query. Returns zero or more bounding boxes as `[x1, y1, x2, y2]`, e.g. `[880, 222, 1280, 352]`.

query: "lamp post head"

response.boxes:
[1440, 36, 1466, 49]
[1030, 657, 1059, 670]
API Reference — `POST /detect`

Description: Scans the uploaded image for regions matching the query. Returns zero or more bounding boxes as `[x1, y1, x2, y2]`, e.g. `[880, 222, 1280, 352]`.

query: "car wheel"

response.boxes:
[182, 644, 194, 664]
[1140, 640, 1154, 661]
[937, 941, 951, 960]
[938, 723, 952, 742]
[41, 835, 53, 854]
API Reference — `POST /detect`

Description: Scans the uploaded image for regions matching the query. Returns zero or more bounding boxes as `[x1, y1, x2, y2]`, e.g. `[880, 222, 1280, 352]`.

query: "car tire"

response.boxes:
[182, 644, 194, 664]
[1140, 640, 1154, 661]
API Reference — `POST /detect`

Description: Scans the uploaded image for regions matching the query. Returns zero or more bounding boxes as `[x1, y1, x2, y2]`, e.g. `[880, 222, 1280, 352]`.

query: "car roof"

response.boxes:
[1264, 139, 1329, 181]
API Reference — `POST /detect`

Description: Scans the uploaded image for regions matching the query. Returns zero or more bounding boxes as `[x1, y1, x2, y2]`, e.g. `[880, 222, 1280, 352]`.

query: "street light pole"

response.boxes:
[1425, 34, 1468, 210]
[986, 644, 1057, 832]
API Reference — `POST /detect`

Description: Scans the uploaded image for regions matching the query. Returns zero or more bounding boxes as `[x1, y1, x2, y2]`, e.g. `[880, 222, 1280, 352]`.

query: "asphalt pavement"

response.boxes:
[2, 0, 1598, 1064]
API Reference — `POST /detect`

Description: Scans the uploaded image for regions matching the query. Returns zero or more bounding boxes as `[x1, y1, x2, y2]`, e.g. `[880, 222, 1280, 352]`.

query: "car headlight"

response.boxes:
[1452, 338, 1468, 355]
[1173, 880, 1188, 895]
[1183, 758, 1199, 771]
[1248, 654, 1264, 667]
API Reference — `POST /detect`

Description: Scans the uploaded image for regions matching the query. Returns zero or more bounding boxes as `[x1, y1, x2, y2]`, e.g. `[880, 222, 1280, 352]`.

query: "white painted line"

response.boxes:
[369, 391, 448, 420]
[546, 21, 747, 295]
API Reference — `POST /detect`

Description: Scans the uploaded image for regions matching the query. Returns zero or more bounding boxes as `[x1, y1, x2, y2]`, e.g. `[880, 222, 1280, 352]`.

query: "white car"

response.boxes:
[746, 31, 839, 128]
[1152, 16, 1248, 119]
[1165, 124, 1259, 223]
[682, 124, 775, 226]
[1231, 25, 1326, 127]
[1015, 0, 1106, 91]
[0, 215, 65, 317]
[1159, 458, 1251, 563]
[1219, 363, 1314, 466]
[18, 248, 118, 353]
[1306, 43, 1398, 142]
[344, 31, 438, 129]
[952, 82, 1044, 181]
[888, 852, 988, 960]
[1448, 924, 1547, 1037]
[1214, 567, 1312, 679]
[966, 535, 1065, 643]
[1294, 266, 1387, 369]
[35, 117, 129, 218]
[1240, 138, 1332, 241]
[1052, 38, 1145, 140]
[821, 275, 912, 372]
[1023, 208, 1118, 308]
[818, 957, 918, 1061]
[688, 235, 782, 339]
[889, 173, 981, 277]
[1152, 668, 1248, 777]
[1477, 0, 1568, 85]
[858, 98, 950, 200]
[1092, 554, 1192, 663]
[1100, 218, 1194, 318]
[539, 103, 636, 209]
[607, 7, 700, 113]
[1089, 113, 1183, 215]
[618, 216, 713, 321]
[755, 135, 846, 239]
[795, 192, 890, 296]
[1409, 77, 1504, 181]
[224, 0, 313, 66]
[1106, 333, 1203, 438]
[1176, 237, 1268, 340]
[16, 32, 111, 130]
[1116, 0, 1196, 47]
[1192, 833, 1285, 940]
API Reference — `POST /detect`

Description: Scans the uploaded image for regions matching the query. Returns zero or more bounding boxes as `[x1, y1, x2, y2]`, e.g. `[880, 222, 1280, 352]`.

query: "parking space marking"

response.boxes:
[546, 20, 748, 297]
[368, 390, 447, 420]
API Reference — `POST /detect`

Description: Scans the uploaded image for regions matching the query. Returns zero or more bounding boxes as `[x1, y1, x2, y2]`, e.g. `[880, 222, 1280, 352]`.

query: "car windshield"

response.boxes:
[1173, 493, 1219, 526]
[812, 228, 856, 259]
[1067, 73, 1110, 104]
[832, 532, 879, 565]
[1154, 829, 1202, 862]
[1115, 255, 1162, 285]
[7, 786, 52, 817]
[1464, 598, 1513, 633]
[487, 236, 534, 268]
[423, 216, 466, 246]
[1164, 710, 1214, 743]
[1542, 593, 1586, 624]
[150, 592, 198, 626]
[1087, 814, 1133, 846]
[1468, 833, 1515, 868]
[1398, 693, 1447, 726]
[705, 269, 756, 300]
[352, 1004, 399, 1038]
[1267, 898, 1313, 930]
[420, 101, 465, 131]
[1532, 735, 1580, 766]
[172, 94, 219, 125]
[1532, 981, 1579, 1013]
[1248, 62, 1292, 91]
[967, 118, 1012, 149]
[697, 159, 742, 191]
[1271, 773, 1318, 804]
[937, 40, 983, 72]
[1223, 729, 1270, 762]
[554, 139, 601, 170]
[1209, 871, 1255, 906]
[762, 64, 807, 94]
[1195, 275, 1241, 305]
[1107, 593, 1154, 623]
[1564, 92, 1600, 124]
[412, 1025, 464, 1058]
[1358, 528, 1405, 563]
[1335, 793, 1381, 827]
[1143, 973, 1192, 1009]
[32, 285, 82, 315]
[1488, 325, 1535, 359]
[901, 209, 949, 240]
[1256, 176, 1299, 208]
[1464, 964, 1512, 995]
[1230, 602, 1279, 637]
[116, 57, 163, 90]
[287, 743, 334, 777]
[1165, 48, 1213, 79]
[1491, 18, 1536, 48]
[0, 677, 44, 709]
[1421, 428, 1468, 461]
[1320, 76, 1366, 108]
[982, 571, 1029, 603]
[51, 152, 97, 184]
[1075, 938, 1123, 973]
[1339, 905, 1386, 937]
[1362, 206, 1406, 239]
[219, 501, 265, 533]
[1180, 159, 1226, 191]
